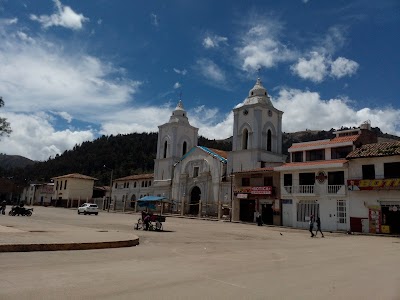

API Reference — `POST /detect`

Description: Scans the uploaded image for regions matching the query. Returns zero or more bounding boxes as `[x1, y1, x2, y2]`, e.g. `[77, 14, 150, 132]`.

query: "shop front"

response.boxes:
[235, 186, 279, 225]
[347, 178, 400, 234]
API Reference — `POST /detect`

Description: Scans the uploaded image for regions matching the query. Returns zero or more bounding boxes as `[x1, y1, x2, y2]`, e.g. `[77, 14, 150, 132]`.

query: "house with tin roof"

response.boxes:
[346, 141, 400, 234]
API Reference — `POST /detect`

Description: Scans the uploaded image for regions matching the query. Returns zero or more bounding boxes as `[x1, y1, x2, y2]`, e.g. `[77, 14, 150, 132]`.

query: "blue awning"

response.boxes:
[138, 196, 170, 202]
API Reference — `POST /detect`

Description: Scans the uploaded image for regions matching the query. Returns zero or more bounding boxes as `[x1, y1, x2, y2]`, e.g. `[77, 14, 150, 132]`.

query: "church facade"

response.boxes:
[111, 78, 286, 221]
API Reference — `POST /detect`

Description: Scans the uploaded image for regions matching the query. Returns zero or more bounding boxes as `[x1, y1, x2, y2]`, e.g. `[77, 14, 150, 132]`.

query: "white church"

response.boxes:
[112, 78, 286, 222]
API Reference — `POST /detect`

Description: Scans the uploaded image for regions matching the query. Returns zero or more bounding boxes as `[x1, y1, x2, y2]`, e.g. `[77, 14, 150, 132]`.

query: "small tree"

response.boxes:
[0, 97, 12, 138]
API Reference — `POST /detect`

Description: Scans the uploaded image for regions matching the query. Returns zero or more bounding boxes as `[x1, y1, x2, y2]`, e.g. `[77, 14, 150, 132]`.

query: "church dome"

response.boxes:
[244, 78, 273, 107]
[169, 100, 189, 124]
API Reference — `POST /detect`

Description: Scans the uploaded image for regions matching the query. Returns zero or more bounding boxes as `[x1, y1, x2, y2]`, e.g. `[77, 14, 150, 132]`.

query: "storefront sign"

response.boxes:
[251, 186, 272, 195]
[234, 187, 252, 193]
[237, 193, 248, 199]
[347, 179, 400, 190]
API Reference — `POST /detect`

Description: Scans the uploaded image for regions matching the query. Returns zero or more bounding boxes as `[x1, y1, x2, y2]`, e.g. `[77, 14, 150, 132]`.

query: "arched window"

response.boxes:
[163, 140, 168, 158]
[267, 129, 272, 151]
[242, 129, 249, 150]
[182, 141, 187, 156]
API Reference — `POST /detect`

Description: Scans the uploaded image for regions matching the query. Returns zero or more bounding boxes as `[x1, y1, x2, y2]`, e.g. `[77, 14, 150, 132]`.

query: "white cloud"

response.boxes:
[173, 82, 181, 89]
[194, 58, 226, 88]
[291, 52, 359, 82]
[236, 20, 296, 71]
[30, 0, 88, 30]
[330, 57, 359, 78]
[54, 111, 73, 123]
[0, 23, 142, 160]
[291, 27, 359, 82]
[195, 58, 226, 84]
[173, 68, 187, 75]
[16, 31, 35, 43]
[0, 29, 140, 117]
[0, 113, 94, 161]
[291, 52, 328, 83]
[273, 88, 400, 136]
[150, 13, 158, 26]
[0, 18, 18, 25]
[97, 19, 102, 25]
[202, 34, 228, 49]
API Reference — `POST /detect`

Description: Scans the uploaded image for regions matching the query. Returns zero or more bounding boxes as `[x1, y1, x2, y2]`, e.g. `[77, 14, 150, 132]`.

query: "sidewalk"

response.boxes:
[0, 215, 139, 253]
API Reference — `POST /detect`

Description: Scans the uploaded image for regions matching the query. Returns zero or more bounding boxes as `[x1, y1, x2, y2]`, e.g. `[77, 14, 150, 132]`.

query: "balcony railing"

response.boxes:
[284, 185, 315, 194]
[327, 185, 345, 194]
[283, 184, 346, 195]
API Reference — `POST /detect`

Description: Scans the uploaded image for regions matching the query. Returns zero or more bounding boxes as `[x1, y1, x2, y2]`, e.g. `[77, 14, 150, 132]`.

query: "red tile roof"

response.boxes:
[208, 148, 228, 159]
[347, 142, 400, 158]
[52, 173, 98, 180]
[289, 135, 360, 150]
[115, 173, 154, 181]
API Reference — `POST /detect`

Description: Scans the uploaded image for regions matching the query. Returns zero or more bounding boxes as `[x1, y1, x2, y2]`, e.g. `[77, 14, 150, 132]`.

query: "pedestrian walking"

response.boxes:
[315, 217, 324, 237]
[1, 200, 6, 215]
[255, 211, 262, 226]
[309, 215, 315, 237]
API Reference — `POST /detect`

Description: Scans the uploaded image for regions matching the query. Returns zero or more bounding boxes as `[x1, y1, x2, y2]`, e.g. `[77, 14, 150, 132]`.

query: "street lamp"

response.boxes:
[104, 165, 113, 212]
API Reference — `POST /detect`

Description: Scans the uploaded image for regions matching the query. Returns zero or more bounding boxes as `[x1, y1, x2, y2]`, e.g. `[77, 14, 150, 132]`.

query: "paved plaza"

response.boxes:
[0, 207, 399, 300]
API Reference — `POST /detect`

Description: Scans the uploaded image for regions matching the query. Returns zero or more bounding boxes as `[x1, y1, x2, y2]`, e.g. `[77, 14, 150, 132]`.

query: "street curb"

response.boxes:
[0, 237, 140, 253]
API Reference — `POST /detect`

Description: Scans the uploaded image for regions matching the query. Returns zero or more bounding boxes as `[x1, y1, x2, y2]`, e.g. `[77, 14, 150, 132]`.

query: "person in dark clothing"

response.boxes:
[1, 200, 6, 215]
[143, 212, 151, 231]
[309, 215, 315, 237]
[315, 217, 324, 237]
[255, 211, 262, 226]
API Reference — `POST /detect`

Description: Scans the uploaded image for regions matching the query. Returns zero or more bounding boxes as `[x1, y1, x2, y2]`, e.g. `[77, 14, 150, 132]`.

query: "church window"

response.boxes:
[163, 141, 168, 158]
[64, 180, 67, 190]
[251, 92, 253, 95]
[242, 129, 249, 150]
[182, 141, 187, 156]
[267, 130, 272, 151]
[193, 167, 199, 178]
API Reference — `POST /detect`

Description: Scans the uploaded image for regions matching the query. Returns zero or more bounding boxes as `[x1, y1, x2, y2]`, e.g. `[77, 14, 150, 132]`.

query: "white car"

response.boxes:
[77, 203, 99, 215]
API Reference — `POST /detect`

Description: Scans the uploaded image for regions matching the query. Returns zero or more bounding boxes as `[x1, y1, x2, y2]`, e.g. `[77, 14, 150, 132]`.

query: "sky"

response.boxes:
[0, 0, 399, 161]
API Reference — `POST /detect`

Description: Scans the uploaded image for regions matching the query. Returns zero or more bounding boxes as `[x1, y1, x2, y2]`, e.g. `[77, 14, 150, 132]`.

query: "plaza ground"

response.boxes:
[0, 207, 399, 299]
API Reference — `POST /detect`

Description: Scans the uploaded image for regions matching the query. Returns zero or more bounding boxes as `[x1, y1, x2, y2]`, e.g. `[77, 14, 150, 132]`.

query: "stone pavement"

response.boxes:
[0, 212, 139, 252]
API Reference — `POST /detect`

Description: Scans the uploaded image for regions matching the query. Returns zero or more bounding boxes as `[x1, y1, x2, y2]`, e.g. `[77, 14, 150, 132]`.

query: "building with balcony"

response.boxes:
[275, 123, 377, 231]
[346, 141, 400, 234]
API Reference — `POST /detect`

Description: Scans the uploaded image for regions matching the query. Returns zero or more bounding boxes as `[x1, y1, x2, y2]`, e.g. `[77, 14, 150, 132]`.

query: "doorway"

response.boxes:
[262, 204, 273, 225]
[240, 199, 255, 222]
[190, 186, 201, 215]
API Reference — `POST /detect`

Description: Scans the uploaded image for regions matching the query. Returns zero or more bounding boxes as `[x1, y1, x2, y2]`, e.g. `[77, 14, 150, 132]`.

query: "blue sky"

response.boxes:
[0, 0, 399, 161]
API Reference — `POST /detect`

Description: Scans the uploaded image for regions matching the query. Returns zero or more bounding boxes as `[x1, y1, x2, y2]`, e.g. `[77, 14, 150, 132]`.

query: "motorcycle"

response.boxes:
[8, 206, 33, 216]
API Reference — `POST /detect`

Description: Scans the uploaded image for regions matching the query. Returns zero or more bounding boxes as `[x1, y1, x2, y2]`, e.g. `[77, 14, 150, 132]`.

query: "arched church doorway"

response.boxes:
[130, 194, 136, 209]
[190, 186, 201, 215]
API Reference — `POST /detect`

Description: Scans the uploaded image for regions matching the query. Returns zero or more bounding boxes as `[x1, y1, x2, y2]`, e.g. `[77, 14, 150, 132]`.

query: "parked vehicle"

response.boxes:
[77, 203, 99, 215]
[9, 206, 33, 216]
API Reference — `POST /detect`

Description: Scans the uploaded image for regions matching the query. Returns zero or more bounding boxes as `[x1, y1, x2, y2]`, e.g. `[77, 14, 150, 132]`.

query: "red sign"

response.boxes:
[347, 179, 400, 190]
[251, 186, 272, 195]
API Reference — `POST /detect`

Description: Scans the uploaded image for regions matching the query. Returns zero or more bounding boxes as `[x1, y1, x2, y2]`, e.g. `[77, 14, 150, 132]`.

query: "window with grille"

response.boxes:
[296, 200, 319, 222]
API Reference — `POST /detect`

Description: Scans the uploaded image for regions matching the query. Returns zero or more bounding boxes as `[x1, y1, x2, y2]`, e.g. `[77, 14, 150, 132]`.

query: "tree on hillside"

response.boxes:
[0, 97, 12, 138]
